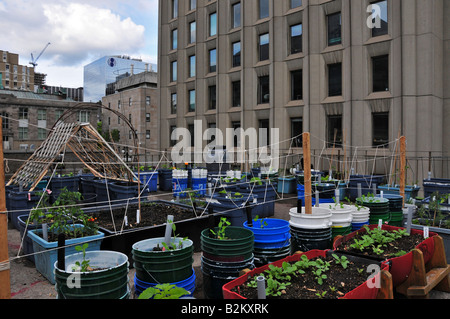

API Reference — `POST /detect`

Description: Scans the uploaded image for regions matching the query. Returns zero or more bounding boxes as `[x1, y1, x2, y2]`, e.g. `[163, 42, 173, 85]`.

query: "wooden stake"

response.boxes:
[400, 136, 406, 207]
[303, 132, 312, 214]
[0, 118, 11, 299]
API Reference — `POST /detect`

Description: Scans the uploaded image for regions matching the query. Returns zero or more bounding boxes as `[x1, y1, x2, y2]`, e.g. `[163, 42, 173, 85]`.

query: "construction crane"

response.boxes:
[29, 42, 51, 68]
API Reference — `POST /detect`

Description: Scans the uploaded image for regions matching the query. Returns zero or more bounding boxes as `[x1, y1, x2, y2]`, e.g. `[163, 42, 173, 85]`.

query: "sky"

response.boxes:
[0, 0, 159, 88]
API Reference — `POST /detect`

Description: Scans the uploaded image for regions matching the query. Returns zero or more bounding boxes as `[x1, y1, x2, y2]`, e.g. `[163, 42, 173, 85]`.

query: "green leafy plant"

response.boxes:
[161, 220, 188, 251]
[210, 217, 231, 240]
[72, 243, 90, 272]
[138, 284, 190, 299]
[332, 254, 349, 269]
[253, 215, 268, 228]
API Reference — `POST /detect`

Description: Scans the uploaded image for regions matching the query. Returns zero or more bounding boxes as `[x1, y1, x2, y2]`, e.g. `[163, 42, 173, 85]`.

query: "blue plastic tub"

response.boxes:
[351, 221, 370, 232]
[136, 171, 158, 192]
[243, 219, 291, 249]
[277, 177, 296, 194]
[8, 190, 42, 230]
[134, 269, 196, 297]
[209, 193, 259, 226]
[158, 169, 173, 191]
[192, 178, 207, 196]
[423, 178, 450, 197]
[378, 185, 420, 201]
[27, 225, 104, 284]
[173, 178, 188, 198]
[297, 185, 335, 206]
[348, 175, 384, 200]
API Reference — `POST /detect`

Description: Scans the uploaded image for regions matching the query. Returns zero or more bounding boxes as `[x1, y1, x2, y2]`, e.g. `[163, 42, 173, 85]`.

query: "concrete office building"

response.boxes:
[158, 0, 450, 182]
[84, 55, 157, 103]
[102, 71, 160, 165]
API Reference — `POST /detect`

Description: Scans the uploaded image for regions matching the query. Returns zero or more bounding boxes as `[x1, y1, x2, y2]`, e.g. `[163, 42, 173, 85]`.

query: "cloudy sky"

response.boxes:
[0, 0, 158, 88]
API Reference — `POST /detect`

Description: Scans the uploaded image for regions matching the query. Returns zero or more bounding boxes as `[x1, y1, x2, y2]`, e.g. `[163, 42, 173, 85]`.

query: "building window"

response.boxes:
[189, 21, 196, 44]
[118, 100, 121, 109]
[232, 41, 241, 68]
[171, 29, 178, 50]
[190, 0, 196, 11]
[291, 70, 302, 101]
[37, 109, 46, 121]
[372, 55, 389, 92]
[189, 55, 196, 78]
[327, 115, 343, 148]
[146, 96, 151, 106]
[172, 0, 178, 19]
[171, 93, 177, 114]
[129, 97, 132, 107]
[258, 75, 270, 104]
[209, 49, 217, 73]
[78, 111, 89, 123]
[290, 24, 302, 54]
[18, 127, 28, 140]
[291, 0, 302, 9]
[209, 85, 217, 110]
[232, 81, 241, 107]
[1, 112, 9, 129]
[371, 0, 388, 37]
[207, 123, 217, 144]
[373, 112, 389, 148]
[146, 113, 151, 122]
[327, 12, 342, 46]
[189, 90, 196, 112]
[146, 130, 151, 140]
[259, 33, 269, 61]
[19, 108, 28, 120]
[171, 61, 177, 82]
[209, 12, 217, 37]
[232, 2, 241, 29]
[259, 119, 270, 147]
[259, 0, 269, 19]
[291, 118, 303, 147]
[38, 128, 47, 140]
[328, 63, 342, 97]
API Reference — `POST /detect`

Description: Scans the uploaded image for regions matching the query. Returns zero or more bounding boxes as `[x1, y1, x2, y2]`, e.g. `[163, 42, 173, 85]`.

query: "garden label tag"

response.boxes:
[423, 227, 429, 239]
[378, 219, 383, 229]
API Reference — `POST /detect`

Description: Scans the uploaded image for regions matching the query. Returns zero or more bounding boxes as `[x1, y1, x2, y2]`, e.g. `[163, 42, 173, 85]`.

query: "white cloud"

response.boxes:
[0, 0, 153, 87]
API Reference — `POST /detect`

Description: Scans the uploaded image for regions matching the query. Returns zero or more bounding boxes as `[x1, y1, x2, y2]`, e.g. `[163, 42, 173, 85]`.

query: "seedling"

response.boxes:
[332, 254, 349, 269]
[316, 291, 327, 299]
[254, 215, 268, 228]
[72, 243, 90, 272]
[210, 217, 231, 240]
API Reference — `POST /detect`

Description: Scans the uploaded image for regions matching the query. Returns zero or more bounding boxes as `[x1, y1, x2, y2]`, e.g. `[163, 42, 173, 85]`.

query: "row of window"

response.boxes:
[169, 53, 388, 115]
[169, 0, 387, 53]
[168, 111, 389, 149]
[171, 0, 302, 21]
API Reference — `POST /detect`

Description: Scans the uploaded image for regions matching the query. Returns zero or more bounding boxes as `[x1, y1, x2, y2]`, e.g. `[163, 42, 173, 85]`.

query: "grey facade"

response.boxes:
[158, 0, 450, 183]
[102, 71, 160, 165]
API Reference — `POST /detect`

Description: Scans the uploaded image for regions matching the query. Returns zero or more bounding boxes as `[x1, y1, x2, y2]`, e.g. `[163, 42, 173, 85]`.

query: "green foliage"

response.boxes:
[72, 243, 90, 272]
[332, 254, 349, 269]
[138, 284, 190, 299]
[253, 215, 268, 228]
[210, 217, 231, 240]
[349, 225, 410, 256]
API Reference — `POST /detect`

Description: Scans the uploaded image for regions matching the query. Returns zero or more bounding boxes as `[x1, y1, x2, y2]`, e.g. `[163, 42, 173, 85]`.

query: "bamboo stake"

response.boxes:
[303, 132, 312, 214]
[0, 118, 11, 299]
[400, 136, 406, 207]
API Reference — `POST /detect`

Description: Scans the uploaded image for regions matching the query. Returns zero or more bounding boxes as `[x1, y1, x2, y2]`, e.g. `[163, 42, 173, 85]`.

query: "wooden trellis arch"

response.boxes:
[7, 103, 140, 191]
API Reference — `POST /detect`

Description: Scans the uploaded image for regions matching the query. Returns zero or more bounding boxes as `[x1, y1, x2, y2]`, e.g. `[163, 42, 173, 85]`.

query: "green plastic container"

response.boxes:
[201, 226, 254, 262]
[54, 251, 129, 299]
[132, 237, 194, 284]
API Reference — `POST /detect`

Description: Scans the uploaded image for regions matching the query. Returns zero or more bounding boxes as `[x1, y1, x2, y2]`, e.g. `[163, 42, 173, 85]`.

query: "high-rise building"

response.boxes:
[84, 55, 157, 103]
[0, 50, 35, 91]
[158, 0, 450, 182]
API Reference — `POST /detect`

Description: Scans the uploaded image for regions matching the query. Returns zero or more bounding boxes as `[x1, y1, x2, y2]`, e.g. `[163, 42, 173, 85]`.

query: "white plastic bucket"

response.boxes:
[289, 207, 333, 230]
